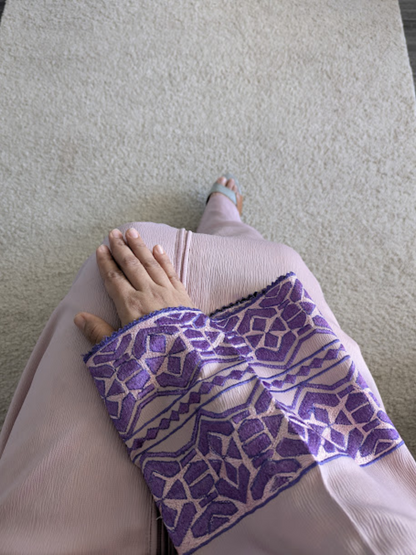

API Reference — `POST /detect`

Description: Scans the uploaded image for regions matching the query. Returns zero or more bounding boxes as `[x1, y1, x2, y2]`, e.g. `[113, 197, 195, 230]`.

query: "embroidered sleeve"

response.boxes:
[83, 274, 402, 555]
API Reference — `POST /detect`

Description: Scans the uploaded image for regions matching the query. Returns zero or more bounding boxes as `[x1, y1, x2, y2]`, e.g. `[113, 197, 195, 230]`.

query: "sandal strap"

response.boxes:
[223, 173, 242, 195]
[206, 183, 237, 205]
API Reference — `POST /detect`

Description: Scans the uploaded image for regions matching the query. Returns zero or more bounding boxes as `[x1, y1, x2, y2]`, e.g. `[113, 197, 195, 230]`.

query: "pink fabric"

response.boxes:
[196, 194, 264, 239]
[83, 273, 416, 554]
[1, 193, 415, 554]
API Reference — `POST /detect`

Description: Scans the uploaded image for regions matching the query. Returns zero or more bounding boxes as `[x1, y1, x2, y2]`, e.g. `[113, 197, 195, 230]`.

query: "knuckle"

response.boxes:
[168, 273, 180, 284]
[85, 321, 99, 341]
[105, 269, 123, 281]
[121, 254, 139, 268]
[142, 258, 159, 271]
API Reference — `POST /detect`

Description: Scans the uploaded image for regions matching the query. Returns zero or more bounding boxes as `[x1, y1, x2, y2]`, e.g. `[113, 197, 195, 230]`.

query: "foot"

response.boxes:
[208, 176, 243, 216]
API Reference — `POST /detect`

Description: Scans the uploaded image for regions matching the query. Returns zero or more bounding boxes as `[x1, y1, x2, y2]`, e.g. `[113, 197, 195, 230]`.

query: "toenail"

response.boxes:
[218, 177, 226, 184]
[110, 229, 122, 238]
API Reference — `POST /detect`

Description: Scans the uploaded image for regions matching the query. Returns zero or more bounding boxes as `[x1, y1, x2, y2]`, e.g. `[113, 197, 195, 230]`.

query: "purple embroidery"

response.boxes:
[84, 273, 402, 555]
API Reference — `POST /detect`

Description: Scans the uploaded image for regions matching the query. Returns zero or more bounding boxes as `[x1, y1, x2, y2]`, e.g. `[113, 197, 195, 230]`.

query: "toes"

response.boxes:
[227, 178, 237, 193]
[217, 176, 238, 194]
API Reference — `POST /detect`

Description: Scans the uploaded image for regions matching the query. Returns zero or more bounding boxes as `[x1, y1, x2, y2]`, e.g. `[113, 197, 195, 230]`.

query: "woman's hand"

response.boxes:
[74, 227, 198, 345]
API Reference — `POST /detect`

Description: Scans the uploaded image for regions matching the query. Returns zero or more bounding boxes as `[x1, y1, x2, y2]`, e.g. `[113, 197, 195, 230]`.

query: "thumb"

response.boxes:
[74, 312, 116, 345]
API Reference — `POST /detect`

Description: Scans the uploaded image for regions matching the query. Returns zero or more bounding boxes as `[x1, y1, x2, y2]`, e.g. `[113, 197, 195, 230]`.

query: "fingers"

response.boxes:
[152, 243, 183, 289]
[96, 243, 135, 322]
[110, 228, 171, 288]
[74, 312, 116, 345]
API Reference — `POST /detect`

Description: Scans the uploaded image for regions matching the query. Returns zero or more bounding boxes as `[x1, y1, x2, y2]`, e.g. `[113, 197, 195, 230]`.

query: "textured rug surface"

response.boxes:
[1, 0, 416, 456]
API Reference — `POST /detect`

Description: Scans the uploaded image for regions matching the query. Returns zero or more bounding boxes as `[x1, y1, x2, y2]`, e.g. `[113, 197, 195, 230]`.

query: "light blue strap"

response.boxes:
[206, 183, 237, 205]
[223, 172, 241, 194]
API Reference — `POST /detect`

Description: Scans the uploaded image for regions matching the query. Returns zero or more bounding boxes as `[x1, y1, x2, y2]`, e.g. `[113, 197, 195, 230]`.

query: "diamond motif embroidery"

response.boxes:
[85, 272, 402, 555]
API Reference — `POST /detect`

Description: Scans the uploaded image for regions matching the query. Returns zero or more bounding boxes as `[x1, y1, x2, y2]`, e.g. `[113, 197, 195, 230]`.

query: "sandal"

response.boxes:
[205, 172, 243, 216]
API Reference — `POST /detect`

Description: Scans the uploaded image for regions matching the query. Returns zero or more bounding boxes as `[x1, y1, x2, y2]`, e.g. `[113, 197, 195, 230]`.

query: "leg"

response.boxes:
[196, 175, 264, 240]
[1, 218, 406, 554]
[186, 232, 387, 412]
[0, 222, 186, 555]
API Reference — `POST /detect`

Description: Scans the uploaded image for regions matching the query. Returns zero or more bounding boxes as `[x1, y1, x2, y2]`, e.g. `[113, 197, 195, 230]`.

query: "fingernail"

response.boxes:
[74, 314, 86, 330]
[155, 244, 164, 255]
[128, 228, 139, 238]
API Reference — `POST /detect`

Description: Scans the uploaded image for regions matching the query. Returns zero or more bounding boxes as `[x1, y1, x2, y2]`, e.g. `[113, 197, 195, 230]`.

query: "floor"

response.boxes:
[0, 1, 414, 88]
[400, 0, 416, 86]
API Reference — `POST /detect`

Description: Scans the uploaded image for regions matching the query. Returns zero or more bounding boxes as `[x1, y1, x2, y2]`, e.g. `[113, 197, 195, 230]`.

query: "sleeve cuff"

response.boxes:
[81, 305, 204, 364]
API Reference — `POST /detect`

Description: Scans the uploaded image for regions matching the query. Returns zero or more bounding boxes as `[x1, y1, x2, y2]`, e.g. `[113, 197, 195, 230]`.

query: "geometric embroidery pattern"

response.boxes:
[84, 272, 403, 555]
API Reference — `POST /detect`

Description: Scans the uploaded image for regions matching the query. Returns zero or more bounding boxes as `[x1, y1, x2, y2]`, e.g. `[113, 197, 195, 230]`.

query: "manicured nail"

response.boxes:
[155, 244, 164, 255]
[128, 228, 139, 238]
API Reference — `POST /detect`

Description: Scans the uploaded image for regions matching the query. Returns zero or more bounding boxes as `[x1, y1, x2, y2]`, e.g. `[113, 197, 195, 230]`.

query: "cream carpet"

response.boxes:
[1, 0, 416, 456]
